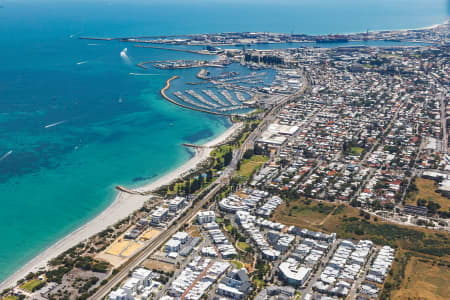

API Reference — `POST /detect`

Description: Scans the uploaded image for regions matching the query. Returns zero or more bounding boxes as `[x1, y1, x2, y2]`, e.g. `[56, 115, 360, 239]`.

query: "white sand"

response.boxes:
[0, 122, 243, 290]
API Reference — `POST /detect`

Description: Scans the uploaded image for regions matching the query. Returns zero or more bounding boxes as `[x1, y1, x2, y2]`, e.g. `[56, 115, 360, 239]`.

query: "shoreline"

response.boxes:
[340, 19, 448, 35]
[0, 121, 243, 291]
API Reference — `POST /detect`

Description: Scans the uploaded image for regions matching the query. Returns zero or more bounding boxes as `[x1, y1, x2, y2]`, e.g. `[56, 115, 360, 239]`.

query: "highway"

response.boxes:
[90, 71, 308, 299]
[90, 180, 225, 299]
[440, 92, 448, 154]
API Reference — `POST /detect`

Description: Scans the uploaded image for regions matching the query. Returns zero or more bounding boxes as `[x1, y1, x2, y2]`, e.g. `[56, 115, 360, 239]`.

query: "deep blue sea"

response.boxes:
[0, 0, 448, 283]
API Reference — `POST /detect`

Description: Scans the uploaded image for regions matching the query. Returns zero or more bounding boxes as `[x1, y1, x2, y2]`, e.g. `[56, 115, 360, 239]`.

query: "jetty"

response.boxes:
[182, 143, 215, 149]
[202, 90, 227, 106]
[197, 69, 210, 80]
[235, 91, 247, 102]
[185, 90, 219, 108]
[116, 185, 141, 195]
[136, 60, 168, 69]
[78, 37, 118, 41]
[217, 105, 248, 112]
[219, 72, 266, 83]
[186, 82, 207, 85]
[219, 90, 238, 105]
[174, 91, 211, 110]
[79, 34, 193, 41]
[134, 45, 215, 55]
[160, 76, 236, 117]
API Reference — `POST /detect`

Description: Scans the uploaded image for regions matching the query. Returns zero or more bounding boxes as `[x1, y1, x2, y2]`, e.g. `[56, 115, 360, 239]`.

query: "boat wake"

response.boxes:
[44, 120, 67, 129]
[69, 32, 83, 39]
[0, 150, 12, 162]
[129, 73, 160, 76]
[76, 61, 88, 65]
[120, 48, 131, 64]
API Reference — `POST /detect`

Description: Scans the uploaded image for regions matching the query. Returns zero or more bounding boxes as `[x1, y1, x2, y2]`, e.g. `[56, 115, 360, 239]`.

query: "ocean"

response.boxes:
[0, 0, 447, 283]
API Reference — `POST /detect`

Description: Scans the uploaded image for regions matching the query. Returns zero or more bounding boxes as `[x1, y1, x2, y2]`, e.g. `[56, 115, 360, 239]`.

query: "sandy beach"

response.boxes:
[0, 121, 243, 290]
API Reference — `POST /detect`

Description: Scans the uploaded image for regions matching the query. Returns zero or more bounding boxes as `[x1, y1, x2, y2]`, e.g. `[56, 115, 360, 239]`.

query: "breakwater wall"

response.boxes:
[160, 76, 238, 117]
[134, 45, 215, 55]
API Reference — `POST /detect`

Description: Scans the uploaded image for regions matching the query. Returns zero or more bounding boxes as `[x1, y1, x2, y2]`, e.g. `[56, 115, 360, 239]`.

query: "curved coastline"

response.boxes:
[0, 116, 243, 290]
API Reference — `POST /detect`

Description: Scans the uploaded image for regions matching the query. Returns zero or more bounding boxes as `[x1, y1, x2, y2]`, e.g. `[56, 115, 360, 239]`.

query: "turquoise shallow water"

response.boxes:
[0, 0, 448, 282]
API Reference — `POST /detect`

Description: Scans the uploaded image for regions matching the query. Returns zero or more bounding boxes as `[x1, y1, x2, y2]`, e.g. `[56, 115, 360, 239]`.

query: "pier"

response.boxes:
[186, 82, 207, 85]
[79, 34, 194, 41]
[160, 76, 238, 117]
[217, 105, 248, 112]
[182, 143, 215, 149]
[219, 90, 238, 106]
[185, 90, 218, 108]
[202, 90, 227, 106]
[136, 60, 168, 69]
[235, 91, 247, 102]
[79, 37, 119, 41]
[174, 91, 211, 110]
[197, 69, 209, 80]
[116, 185, 142, 195]
[134, 45, 215, 55]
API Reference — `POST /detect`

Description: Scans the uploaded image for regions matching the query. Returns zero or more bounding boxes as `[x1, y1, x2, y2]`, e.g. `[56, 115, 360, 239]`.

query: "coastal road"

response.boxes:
[91, 141, 242, 299]
[440, 92, 448, 154]
[238, 70, 309, 160]
[90, 71, 309, 300]
[90, 181, 225, 300]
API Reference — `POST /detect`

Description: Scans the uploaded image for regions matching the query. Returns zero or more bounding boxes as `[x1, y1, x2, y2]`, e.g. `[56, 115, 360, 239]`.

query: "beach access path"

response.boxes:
[0, 122, 243, 291]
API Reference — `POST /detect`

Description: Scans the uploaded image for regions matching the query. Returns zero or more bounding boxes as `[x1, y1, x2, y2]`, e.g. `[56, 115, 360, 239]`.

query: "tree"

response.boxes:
[417, 198, 427, 207]
[206, 170, 212, 182]
[373, 200, 382, 211]
[254, 144, 264, 155]
[384, 202, 395, 211]
[224, 150, 233, 166]
[427, 201, 441, 214]
[185, 180, 191, 194]
[279, 159, 289, 167]
[243, 149, 253, 159]
[350, 199, 360, 207]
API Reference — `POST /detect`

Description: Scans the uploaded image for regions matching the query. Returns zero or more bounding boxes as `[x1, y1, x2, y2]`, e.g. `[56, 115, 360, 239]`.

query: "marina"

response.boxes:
[174, 91, 212, 110]
[2, 0, 448, 295]
[185, 89, 219, 108]
[160, 76, 238, 117]
[219, 89, 238, 106]
[202, 89, 227, 106]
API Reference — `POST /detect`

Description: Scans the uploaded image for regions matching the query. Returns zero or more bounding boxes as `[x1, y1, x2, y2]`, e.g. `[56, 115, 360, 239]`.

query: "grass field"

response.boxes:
[230, 260, 244, 269]
[237, 155, 268, 181]
[351, 146, 364, 155]
[252, 278, 265, 289]
[186, 225, 201, 237]
[237, 241, 251, 251]
[225, 224, 233, 232]
[273, 199, 450, 258]
[20, 279, 44, 292]
[407, 177, 450, 212]
[143, 259, 176, 273]
[273, 199, 339, 226]
[388, 254, 450, 300]
[274, 198, 450, 298]
[4, 296, 18, 300]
